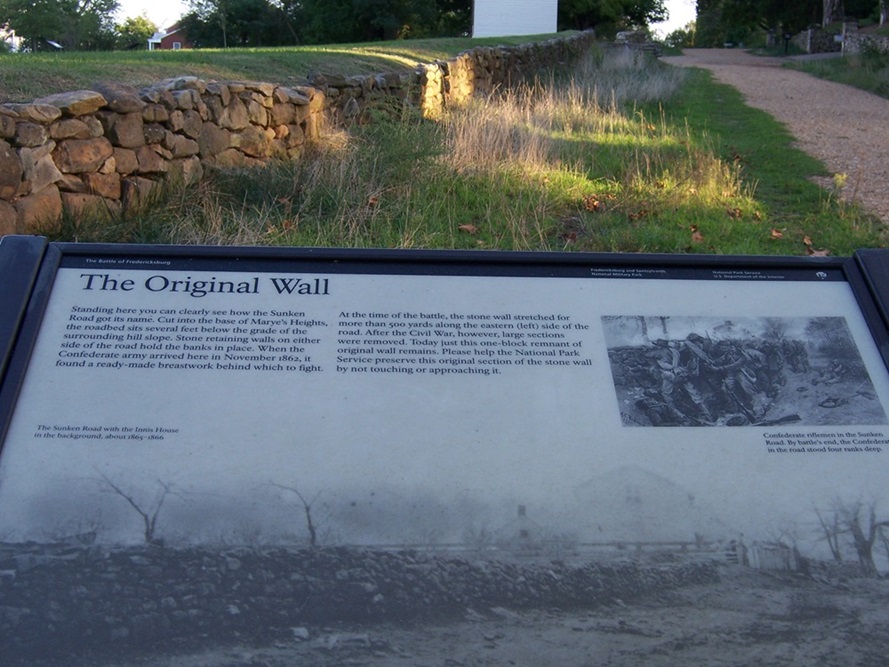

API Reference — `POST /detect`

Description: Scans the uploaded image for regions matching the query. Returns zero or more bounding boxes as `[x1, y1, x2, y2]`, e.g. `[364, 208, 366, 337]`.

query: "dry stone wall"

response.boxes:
[842, 22, 889, 56]
[791, 27, 842, 54]
[0, 541, 718, 664]
[0, 31, 596, 236]
[845, 34, 889, 54]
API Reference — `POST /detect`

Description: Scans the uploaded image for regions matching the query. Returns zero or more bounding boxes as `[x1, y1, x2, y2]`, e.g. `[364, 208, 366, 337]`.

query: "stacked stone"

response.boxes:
[843, 33, 889, 56]
[308, 71, 415, 123]
[795, 27, 842, 54]
[310, 30, 599, 123]
[0, 31, 596, 236]
[0, 540, 718, 662]
[143, 76, 325, 168]
[414, 63, 447, 119]
[445, 53, 476, 107]
[0, 77, 325, 235]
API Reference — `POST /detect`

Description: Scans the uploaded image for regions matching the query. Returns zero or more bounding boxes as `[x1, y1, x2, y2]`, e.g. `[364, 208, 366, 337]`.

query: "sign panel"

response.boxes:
[2, 239, 889, 665]
[472, 0, 557, 37]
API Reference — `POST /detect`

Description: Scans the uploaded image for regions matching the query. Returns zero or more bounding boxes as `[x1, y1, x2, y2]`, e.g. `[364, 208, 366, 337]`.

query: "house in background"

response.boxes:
[573, 465, 730, 545]
[148, 24, 192, 51]
[496, 505, 544, 553]
[472, 0, 557, 38]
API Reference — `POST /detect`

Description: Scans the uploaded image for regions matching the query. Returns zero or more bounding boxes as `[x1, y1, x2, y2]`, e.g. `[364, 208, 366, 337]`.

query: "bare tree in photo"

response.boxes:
[638, 316, 649, 342]
[96, 471, 177, 545]
[271, 481, 322, 547]
[805, 317, 858, 363]
[832, 498, 889, 576]
[879, 526, 889, 564]
[814, 505, 844, 563]
[463, 521, 493, 557]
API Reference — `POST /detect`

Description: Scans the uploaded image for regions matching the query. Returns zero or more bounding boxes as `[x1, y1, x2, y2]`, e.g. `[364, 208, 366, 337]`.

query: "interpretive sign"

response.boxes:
[3, 236, 889, 665]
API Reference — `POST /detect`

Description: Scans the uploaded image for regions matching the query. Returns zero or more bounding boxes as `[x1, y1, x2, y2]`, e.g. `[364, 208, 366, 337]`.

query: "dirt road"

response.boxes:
[116, 567, 889, 667]
[661, 49, 889, 224]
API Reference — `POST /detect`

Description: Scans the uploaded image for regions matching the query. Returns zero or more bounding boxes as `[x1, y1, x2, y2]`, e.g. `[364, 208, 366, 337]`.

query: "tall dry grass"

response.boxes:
[54, 49, 763, 252]
[437, 48, 745, 217]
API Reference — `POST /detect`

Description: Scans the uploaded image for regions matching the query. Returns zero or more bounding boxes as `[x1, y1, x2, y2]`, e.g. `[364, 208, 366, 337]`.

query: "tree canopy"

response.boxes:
[0, 0, 118, 50]
[2, 0, 680, 51]
[115, 15, 157, 49]
[182, 0, 670, 48]
[179, 0, 471, 47]
[558, 0, 667, 32]
[695, 0, 881, 47]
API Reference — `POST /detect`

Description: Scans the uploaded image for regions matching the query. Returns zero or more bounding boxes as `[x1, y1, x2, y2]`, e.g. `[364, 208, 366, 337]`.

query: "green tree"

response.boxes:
[1, 0, 67, 50]
[299, 0, 356, 43]
[227, 0, 287, 45]
[115, 14, 157, 49]
[183, 0, 293, 47]
[559, 0, 667, 32]
[694, 0, 722, 46]
[183, 0, 230, 47]
[435, 0, 471, 35]
[298, 0, 439, 43]
[0, 0, 119, 50]
[696, 0, 872, 46]
[665, 21, 696, 47]
[352, 0, 438, 40]
[623, 0, 668, 25]
[844, 0, 878, 21]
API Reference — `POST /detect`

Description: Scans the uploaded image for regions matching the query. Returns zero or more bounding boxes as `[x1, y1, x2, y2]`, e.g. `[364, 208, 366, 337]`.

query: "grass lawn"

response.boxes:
[0, 35, 562, 103]
[657, 67, 879, 256]
[790, 52, 889, 100]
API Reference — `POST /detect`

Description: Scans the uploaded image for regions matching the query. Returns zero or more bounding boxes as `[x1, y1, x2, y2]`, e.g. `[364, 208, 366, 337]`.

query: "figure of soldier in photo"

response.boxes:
[783, 338, 810, 373]
[707, 339, 769, 422]
[606, 315, 881, 427]
[814, 359, 846, 386]
[632, 333, 792, 425]
[634, 388, 682, 426]
[653, 336, 714, 425]
[757, 340, 787, 397]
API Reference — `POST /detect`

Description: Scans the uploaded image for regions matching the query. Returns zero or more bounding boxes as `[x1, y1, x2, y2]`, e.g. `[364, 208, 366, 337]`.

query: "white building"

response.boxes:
[1, 25, 23, 52]
[472, 0, 558, 38]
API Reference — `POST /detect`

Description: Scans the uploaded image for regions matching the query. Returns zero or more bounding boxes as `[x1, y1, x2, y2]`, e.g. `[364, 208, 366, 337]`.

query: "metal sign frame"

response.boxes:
[3, 235, 889, 666]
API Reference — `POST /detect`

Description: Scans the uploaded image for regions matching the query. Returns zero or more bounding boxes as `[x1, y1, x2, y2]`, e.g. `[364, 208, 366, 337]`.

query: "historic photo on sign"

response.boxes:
[603, 315, 888, 427]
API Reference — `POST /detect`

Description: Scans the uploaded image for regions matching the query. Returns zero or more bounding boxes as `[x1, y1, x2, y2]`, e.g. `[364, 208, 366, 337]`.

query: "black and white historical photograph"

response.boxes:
[3, 264, 889, 666]
[603, 315, 888, 427]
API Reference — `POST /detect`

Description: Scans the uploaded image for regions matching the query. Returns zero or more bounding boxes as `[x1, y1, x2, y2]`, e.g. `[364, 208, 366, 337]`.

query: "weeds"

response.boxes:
[791, 45, 889, 100]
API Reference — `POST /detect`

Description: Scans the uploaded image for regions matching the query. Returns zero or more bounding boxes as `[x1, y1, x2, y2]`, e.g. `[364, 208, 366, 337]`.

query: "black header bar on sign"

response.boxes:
[55, 242, 847, 282]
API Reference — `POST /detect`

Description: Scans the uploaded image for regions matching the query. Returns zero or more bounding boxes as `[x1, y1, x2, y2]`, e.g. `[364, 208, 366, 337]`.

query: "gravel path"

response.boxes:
[662, 48, 889, 224]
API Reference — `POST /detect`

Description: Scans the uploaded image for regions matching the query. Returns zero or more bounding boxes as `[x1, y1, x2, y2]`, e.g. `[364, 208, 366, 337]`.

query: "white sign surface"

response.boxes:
[2, 260, 887, 544]
[472, 0, 558, 37]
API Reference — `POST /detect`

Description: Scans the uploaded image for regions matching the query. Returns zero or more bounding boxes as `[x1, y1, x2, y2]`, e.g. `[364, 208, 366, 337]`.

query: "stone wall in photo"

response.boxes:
[0, 541, 718, 664]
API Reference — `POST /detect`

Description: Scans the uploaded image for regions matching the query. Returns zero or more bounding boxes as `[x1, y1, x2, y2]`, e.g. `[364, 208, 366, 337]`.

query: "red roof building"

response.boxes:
[147, 24, 192, 51]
